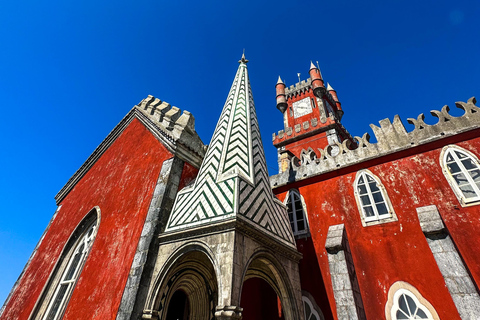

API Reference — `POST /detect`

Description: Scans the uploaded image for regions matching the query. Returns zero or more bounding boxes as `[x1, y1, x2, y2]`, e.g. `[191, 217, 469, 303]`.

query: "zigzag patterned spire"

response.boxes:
[165, 56, 295, 246]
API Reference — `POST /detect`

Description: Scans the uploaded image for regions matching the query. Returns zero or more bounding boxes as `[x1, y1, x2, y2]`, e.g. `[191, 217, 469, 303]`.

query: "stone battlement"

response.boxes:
[285, 78, 312, 98]
[271, 97, 480, 188]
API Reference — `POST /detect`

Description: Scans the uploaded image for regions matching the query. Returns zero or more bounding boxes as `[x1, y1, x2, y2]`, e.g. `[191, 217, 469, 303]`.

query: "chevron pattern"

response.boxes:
[165, 59, 295, 245]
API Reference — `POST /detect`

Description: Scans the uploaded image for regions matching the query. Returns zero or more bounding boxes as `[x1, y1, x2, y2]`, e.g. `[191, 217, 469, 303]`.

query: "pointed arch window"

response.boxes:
[32, 208, 99, 320]
[354, 170, 397, 226]
[386, 282, 439, 320]
[285, 190, 309, 236]
[441, 145, 480, 206]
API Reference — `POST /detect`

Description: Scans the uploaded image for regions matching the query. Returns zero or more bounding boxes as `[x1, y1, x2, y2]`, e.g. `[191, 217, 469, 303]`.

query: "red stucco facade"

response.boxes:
[1, 118, 198, 320]
[274, 128, 480, 319]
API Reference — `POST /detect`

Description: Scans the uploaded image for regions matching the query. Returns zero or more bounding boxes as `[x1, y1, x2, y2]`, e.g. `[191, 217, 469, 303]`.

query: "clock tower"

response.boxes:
[273, 62, 354, 173]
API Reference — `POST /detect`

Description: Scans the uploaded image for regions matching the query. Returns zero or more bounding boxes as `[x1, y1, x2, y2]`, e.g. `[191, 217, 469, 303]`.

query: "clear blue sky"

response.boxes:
[0, 0, 478, 307]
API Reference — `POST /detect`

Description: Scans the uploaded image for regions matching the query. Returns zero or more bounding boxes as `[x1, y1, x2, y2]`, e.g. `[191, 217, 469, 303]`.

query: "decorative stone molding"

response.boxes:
[215, 306, 243, 320]
[271, 97, 480, 188]
[385, 281, 439, 320]
[54, 95, 206, 204]
[285, 78, 312, 98]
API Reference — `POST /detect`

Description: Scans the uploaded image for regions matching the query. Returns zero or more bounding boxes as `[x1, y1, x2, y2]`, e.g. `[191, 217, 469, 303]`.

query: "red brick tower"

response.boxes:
[273, 62, 354, 173]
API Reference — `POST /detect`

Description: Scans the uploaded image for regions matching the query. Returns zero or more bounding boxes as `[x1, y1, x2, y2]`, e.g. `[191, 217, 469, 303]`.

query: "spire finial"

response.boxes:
[277, 76, 284, 84]
[239, 50, 249, 64]
[327, 83, 334, 91]
[310, 61, 317, 70]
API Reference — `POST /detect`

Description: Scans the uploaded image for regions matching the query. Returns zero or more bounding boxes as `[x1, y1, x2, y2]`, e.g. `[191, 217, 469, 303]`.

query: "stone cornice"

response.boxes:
[159, 217, 302, 262]
[54, 96, 206, 205]
[271, 97, 480, 189]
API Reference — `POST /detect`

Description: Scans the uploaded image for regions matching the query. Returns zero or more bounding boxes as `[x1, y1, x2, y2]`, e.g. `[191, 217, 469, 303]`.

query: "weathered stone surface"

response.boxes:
[271, 97, 480, 189]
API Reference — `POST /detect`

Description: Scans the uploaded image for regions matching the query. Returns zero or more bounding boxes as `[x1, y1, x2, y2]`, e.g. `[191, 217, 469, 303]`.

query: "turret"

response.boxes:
[327, 83, 344, 120]
[276, 76, 288, 113]
[309, 61, 325, 97]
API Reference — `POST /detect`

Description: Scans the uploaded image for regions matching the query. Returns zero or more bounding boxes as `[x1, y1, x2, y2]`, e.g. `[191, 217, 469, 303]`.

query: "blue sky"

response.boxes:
[0, 0, 478, 307]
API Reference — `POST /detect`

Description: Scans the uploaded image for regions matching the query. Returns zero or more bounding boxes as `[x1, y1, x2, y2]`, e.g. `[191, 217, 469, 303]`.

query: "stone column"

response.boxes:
[325, 224, 366, 320]
[416, 205, 480, 319]
[116, 157, 185, 320]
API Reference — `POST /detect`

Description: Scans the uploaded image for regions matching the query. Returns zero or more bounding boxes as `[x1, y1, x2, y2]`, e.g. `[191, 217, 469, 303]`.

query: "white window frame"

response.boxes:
[354, 170, 397, 227]
[30, 207, 100, 320]
[385, 281, 439, 320]
[284, 189, 309, 236]
[440, 145, 480, 206]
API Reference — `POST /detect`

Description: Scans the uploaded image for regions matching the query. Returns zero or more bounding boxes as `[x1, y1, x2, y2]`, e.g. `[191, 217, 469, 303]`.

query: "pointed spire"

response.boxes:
[309, 61, 317, 71]
[238, 51, 249, 64]
[165, 58, 295, 246]
[277, 76, 284, 84]
[327, 83, 334, 91]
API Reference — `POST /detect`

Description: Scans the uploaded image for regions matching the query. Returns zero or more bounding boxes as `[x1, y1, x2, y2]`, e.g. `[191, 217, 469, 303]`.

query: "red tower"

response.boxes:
[273, 62, 353, 173]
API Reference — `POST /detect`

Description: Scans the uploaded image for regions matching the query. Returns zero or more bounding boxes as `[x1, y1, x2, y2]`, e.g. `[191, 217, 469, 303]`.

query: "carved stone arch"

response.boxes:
[239, 249, 302, 320]
[385, 281, 439, 320]
[144, 241, 220, 320]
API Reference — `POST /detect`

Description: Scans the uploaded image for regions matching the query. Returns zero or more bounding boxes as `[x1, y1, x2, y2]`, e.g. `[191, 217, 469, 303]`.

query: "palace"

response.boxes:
[2, 55, 480, 320]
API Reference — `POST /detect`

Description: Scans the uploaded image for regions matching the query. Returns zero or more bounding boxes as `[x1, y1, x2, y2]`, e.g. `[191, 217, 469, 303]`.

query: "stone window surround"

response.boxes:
[440, 144, 480, 207]
[283, 189, 310, 237]
[385, 281, 439, 320]
[353, 169, 398, 227]
[301, 291, 325, 320]
[29, 206, 100, 320]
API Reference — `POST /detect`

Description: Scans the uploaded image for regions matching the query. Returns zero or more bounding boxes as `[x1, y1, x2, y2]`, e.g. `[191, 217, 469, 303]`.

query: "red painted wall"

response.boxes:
[275, 134, 480, 319]
[1, 118, 196, 320]
[240, 278, 283, 320]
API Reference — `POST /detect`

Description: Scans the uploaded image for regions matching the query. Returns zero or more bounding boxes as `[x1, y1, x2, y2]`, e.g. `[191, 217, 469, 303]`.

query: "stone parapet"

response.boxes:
[54, 95, 206, 204]
[271, 97, 479, 189]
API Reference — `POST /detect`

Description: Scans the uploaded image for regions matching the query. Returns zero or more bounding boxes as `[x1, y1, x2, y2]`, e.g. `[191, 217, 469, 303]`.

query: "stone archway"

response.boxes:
[239, 251, 302, 320]
[145, 244, 219, 320]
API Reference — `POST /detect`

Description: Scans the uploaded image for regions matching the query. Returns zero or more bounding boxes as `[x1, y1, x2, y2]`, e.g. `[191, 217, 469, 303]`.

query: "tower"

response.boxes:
[140, 54, 304, 320]
[273, 62, 354, 173]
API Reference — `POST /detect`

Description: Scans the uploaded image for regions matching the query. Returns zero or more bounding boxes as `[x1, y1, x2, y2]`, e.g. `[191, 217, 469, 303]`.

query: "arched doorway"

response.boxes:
[240, 277, 284, 320]
[147, 247, 218, 320]
[166, 290, 190, 320]
[239, 252, 301, 320]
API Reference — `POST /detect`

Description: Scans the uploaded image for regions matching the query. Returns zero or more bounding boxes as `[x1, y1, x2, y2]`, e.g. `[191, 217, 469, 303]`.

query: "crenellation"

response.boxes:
[271, 97, 480, 188]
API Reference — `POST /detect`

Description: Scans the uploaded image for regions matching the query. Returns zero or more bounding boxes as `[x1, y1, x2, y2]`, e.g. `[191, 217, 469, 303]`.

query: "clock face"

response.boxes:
[292, 98, 313, 118]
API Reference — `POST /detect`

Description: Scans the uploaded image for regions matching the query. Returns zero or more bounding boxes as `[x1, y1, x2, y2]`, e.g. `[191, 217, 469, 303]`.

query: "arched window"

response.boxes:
[385, 282, 439, 320]
[441, 145, 480, 206]
[32, 207, 99, 320]
[302, 294, 324, 320]
[354, 170, 396, 226]
[285, 190, 308, 236]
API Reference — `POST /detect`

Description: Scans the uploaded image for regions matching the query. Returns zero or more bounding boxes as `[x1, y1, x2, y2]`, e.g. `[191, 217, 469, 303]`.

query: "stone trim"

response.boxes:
[439, 145, 480, 207]
[353, 169, 398, 227]
[116, 157, 185, 320]
[385, 281, 439, 320]
[416, 205, 480, 319]
[325, 224, 366, 320]
[55, 96, 206, 205]
[271, 97, 479, 189]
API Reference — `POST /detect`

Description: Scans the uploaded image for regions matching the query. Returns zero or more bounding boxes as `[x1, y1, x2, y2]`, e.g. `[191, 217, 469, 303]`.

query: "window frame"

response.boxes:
[354, 170, 397, 227]
[302, 292, 325, 320]
[385, 281, 439, 320]
[30, 207, 100, 320]
[440, 145, 480, 207]
[284, 189, 309, 237]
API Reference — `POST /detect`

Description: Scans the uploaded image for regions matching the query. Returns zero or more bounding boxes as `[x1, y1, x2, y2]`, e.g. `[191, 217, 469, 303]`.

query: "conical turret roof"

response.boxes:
[165, 56, 295, 246]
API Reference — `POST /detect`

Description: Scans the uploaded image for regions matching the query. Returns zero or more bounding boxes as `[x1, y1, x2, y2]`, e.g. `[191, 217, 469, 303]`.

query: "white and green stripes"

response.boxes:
[165, 60, 295, 245]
